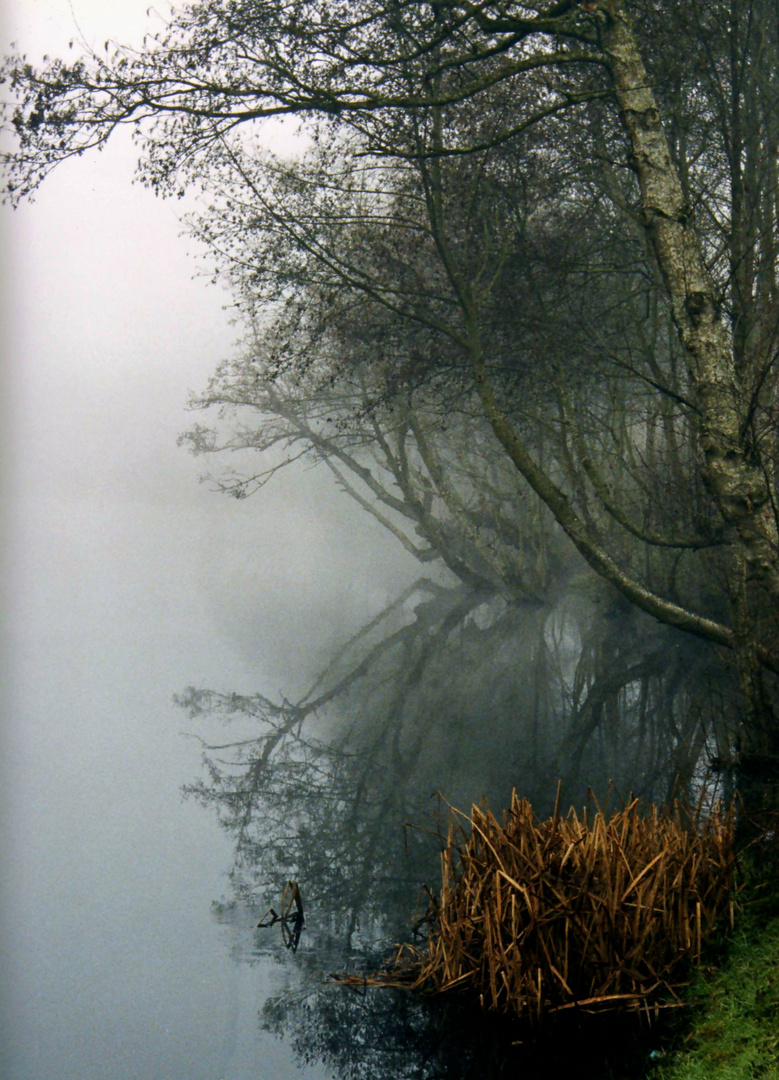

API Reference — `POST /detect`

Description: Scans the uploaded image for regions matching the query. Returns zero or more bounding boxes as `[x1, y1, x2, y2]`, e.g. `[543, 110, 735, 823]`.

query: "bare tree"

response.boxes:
[5, 0, 777, 807]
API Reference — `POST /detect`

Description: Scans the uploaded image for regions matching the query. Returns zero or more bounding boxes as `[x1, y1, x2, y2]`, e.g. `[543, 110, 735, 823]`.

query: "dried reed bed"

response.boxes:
[341, 790, 735, 1022]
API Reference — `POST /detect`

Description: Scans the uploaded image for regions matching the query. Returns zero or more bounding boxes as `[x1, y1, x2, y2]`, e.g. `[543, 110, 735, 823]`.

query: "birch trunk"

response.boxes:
[599, 0, 778, 821]
[601, 0, 779, 606]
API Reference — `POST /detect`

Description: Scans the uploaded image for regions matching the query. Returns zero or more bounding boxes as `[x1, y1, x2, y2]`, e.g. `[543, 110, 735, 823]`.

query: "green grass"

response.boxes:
[652, 899, 779, 1080]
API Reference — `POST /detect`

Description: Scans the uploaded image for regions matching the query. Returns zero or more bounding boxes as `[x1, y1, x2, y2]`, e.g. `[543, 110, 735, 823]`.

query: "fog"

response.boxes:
[3, 4, 752, 1078]
[1, 4, 420, 1078]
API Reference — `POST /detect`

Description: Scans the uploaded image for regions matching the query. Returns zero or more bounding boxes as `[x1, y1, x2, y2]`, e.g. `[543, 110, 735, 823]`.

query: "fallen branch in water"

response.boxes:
[256, 879, 305, 952]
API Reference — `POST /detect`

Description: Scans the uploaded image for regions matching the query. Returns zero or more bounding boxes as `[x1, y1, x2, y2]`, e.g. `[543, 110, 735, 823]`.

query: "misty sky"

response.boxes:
[1, 3, 419, 1077]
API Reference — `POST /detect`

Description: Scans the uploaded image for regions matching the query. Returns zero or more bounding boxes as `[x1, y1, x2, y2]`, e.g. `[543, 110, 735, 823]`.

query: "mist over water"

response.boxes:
[0, 22, 415, 1073]
[4, 4, 759, 1079]
[0, 140, 724, 1074]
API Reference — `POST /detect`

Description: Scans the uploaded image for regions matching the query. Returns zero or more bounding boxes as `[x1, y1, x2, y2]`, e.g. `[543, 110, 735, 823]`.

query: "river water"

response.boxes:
[2, 457, 457, 1080]
[0, 486, 506, 1080]
[0, 132, 433, 1077]
[0, 19, 657, 1073]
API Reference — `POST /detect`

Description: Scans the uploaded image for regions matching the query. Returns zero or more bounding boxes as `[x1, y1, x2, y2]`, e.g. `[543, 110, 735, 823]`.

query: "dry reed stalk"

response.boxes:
[358, 789, 736, 1022]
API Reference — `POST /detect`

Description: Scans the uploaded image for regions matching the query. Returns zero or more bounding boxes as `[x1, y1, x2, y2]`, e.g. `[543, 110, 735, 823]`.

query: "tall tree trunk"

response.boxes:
[602, 1, 778, 597]
[601, 0, 779, 837]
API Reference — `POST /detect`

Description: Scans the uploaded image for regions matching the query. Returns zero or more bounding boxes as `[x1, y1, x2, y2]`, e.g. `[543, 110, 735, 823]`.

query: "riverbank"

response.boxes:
[652, 887, 779, 1080]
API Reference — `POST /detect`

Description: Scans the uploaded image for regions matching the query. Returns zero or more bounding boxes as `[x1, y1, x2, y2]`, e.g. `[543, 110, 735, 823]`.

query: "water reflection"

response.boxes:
[259, 983, 659, 1080]
[261, 983, 514, 1080]
[215, 894, 658, 1080]
[177, 568, 732, 1076]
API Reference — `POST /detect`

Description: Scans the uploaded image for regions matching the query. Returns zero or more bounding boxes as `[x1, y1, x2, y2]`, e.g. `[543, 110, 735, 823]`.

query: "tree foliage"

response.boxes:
[5, 0, 779, 884]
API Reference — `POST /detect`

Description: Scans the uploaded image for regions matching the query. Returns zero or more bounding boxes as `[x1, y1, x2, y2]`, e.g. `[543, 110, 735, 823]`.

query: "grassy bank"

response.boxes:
[652, 896, 779, 1080]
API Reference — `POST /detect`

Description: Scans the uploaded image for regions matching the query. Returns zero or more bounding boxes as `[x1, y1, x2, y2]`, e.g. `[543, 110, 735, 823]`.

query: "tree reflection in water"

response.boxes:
[259, 981, 661, 1080]
[177, 570, 734, 1076]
